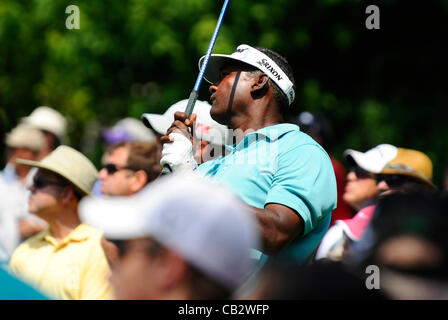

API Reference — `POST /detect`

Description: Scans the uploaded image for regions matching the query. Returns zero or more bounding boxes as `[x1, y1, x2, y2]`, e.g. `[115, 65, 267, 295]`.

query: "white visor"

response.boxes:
[199, 44, 295, 106]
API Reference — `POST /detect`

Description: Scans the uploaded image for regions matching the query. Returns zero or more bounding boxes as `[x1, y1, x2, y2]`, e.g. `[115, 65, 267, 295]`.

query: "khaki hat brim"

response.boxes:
[16, 158, 90, 196]
[379, 168, 437, 189]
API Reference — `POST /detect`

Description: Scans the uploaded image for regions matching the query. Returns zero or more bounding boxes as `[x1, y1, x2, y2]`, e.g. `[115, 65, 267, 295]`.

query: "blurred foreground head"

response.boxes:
[253, 259, 388, 300]
[80, 173, 260, 299]
[362, 191, 448, 299]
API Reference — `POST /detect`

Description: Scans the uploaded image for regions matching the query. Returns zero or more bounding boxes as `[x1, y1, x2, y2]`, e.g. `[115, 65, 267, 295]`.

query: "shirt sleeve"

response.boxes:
[265, 143, 337, 236]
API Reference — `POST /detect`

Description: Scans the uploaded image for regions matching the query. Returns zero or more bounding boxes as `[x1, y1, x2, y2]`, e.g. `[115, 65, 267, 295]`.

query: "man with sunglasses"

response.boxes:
[9, 146, 113, 300]
[98, 141, 161, 197]
[316, 144, 437, 261]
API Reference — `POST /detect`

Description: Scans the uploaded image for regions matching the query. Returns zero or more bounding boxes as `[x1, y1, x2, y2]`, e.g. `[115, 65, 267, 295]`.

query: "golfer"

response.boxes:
[159, 44, 337, 264]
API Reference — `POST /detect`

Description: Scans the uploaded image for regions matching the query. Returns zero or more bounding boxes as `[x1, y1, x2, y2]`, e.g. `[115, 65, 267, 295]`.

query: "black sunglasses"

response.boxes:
[33, 175, 68, 189]
[103, 163, 135, 175]
[375, 174, 420, 188]
[350, 167, 374, 179]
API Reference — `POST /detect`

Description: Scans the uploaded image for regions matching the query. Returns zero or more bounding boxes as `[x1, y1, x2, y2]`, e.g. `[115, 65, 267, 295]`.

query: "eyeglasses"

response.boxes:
[32, 175, 68, 189]
[103, 163, 135, 175]
[350, 167, 374, 179]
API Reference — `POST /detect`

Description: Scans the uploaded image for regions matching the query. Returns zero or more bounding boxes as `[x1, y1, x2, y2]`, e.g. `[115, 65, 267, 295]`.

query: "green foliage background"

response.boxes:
[0, 0, 447, 186]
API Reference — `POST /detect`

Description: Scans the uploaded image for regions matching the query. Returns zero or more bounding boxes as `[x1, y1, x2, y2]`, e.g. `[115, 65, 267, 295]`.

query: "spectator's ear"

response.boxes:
[59, 186, 77, 204]
[130, 170, 148, 193]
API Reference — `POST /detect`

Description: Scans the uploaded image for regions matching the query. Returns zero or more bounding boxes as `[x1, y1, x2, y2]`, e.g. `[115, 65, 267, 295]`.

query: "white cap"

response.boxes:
[79, 173, 260, 291]
[21, 106, 67, 139]
[102, 117, 156, 144]
[344, 144, 399, 173]
[5, 124, 45, 152]
[199, 44, 295, 105]
[141, 99, 229, 146]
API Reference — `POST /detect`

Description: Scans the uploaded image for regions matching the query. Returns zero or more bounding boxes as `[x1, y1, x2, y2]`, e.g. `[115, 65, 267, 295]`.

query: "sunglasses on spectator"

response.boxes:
[375, 174, 420, 188]
[33, 175, 68, 189]
[350, 167, 374, 179]
[103, 163, 136, 175]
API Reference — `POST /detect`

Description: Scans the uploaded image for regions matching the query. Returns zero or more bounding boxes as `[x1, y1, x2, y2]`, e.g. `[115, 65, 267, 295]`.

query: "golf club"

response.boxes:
[162, 0, 230, 174]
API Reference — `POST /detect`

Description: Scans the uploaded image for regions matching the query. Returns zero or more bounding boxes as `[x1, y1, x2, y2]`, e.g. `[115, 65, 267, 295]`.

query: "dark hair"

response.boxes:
[255, 47, 295, 118]
[108, 141, 161, 184]
[258, 259, 388, 300]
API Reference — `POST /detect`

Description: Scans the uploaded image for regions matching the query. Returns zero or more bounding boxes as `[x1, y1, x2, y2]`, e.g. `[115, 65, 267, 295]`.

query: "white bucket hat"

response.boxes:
[79, 173, 260, 291]
[142, 99, 229, 146]
[21, 106, 67, 140]
[5, 124, 45, 152]
[16, 145, 98, 196]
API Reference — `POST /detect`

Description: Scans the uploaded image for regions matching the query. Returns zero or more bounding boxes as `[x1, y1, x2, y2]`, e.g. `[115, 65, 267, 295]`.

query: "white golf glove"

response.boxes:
[160, 132, 198, 173]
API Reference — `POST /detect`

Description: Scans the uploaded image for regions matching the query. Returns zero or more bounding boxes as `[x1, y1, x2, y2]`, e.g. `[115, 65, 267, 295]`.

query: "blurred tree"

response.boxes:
[0, 0, 446, 186]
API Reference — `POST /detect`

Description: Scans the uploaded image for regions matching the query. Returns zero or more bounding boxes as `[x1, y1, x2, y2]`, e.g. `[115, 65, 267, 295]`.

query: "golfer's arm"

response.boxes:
[250, 203, 304, 255]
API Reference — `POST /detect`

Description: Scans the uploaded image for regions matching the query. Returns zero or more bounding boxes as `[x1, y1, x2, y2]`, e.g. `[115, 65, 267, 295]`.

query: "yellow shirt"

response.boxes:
[9, 224, 114, 300]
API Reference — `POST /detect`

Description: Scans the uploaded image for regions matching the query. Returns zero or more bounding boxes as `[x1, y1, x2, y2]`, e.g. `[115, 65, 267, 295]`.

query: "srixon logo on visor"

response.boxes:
[256, 59, 283, 81]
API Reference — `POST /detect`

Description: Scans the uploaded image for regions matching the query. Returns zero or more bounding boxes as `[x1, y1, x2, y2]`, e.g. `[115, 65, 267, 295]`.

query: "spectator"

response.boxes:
[79, 173, 260, 299]
[20, 106, 67, 160]
[159, 44, 337, 269]
[1, 125, 47, 260]
[294, 111, 354, 225]
[99, 141, 161, 197]
[142, 99, 230, 165]
[2, 124, 45, 185]
[316, 144, 436, 262]
[92, 119, 158, 197]
[9, 146, 113, 300]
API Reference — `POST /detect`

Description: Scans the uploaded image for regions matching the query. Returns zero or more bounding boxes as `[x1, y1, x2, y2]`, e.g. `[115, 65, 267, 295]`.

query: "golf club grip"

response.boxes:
[185, 90, 199, 117]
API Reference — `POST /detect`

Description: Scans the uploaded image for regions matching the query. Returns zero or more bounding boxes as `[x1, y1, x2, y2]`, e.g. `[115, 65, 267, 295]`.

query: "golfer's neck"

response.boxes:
[231, 104, 282, 133]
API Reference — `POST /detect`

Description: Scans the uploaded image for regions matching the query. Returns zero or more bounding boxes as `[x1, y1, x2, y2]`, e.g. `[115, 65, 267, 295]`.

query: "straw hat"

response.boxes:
[16, 145, 98, 196]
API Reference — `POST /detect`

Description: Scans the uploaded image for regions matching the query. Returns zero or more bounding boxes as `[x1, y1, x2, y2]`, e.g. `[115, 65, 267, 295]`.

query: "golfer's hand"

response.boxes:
[160, 112, 197, 145]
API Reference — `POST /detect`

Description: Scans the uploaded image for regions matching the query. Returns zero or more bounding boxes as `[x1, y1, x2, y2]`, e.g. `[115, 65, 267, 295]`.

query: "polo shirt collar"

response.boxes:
[225, 123, 300, 151]
[40, 224, 91, 247]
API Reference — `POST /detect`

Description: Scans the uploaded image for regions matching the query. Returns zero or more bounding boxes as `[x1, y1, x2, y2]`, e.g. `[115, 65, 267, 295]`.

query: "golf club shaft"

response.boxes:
[162, 0, 230, 175]
[184, 0, 230, 117]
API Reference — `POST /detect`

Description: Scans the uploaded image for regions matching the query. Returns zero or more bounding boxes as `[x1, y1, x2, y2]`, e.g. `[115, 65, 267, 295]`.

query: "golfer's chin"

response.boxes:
[210, 106, 228, 126]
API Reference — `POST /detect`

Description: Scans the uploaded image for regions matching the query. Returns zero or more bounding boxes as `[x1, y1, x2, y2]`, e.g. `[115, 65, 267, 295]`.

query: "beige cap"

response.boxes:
[21, 106, 67, 139]
[5, 124, 45, 152]
[16, 145, 98, 196]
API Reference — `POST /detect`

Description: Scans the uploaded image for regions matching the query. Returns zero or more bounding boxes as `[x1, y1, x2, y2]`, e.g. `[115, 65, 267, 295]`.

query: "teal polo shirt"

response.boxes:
[199, 123, 337, 263]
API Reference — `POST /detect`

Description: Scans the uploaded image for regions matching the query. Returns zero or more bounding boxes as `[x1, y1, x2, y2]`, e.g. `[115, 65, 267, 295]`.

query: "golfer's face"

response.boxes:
[209, 64, 253, 124]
